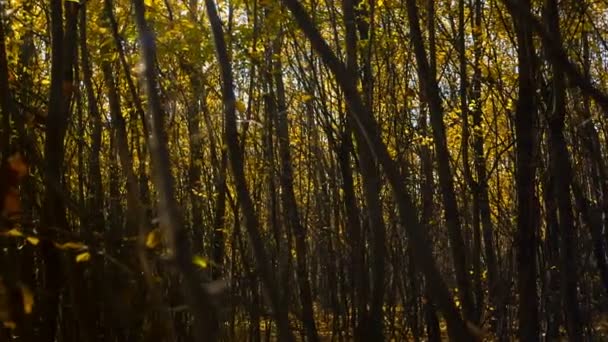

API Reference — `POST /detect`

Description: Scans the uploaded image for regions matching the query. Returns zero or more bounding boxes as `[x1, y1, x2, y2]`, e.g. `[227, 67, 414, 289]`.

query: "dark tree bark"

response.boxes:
[341, 0, 386, 339]
[0, 1, 11, 157]
[543, 0, 583, 338]
[39, 0, 70, 339]
[422, 4, 441, 338]
[542, 172, 561, 339]
[508, 0, 540, 339]
[471, 0, 500, 331]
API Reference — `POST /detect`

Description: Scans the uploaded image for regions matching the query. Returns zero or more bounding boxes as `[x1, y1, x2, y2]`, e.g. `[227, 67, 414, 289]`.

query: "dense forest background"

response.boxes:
[0, 0, 608, 340]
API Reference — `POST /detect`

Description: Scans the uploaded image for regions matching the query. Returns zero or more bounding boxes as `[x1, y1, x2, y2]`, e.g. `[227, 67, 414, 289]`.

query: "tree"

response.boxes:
[0, 0, 607, 340]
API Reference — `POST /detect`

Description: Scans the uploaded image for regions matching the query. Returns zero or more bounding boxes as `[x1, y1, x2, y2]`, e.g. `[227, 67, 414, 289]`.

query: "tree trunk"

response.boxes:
[509, 0, 540, 339]
[341, 0, 386, 339]
[543, 0, 583, 338]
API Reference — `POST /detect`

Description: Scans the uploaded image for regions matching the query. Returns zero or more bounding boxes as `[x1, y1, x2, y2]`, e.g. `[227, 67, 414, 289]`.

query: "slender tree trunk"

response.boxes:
[422, 5, 441, 338]
[336, 127, 366, 334]
[543, 0, 583, 338]
[471, 0, 500, 330]
[419, 107, 441, 342]
[40, 1, 69, 339]
[186, 71, 205, 251]
[341, 0, 385, 339]
[0, 0, 11, 156]
[457, 0, 484, 322]
[509, 0, 540, 339]
[211, 152, 228, 280]
[542, 172, 561, 339]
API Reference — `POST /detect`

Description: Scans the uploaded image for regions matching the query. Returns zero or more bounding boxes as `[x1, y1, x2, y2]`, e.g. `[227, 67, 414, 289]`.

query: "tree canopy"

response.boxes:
[1, 0, 608, 340]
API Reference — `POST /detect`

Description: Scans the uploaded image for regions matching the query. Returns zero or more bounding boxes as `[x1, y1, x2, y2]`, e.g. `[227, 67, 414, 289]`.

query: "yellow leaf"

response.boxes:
[26, 236, 39, 246]
[54, 242, 86, 250]
[19, 285, 33, 314]
[301, 94, 313, 102]
[76, 252, 91, 263]
[146, 229, 161, 249]
[192, 255, 209, 269]
[5, 229, 23, 237]
[235, 100, 246, 113]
